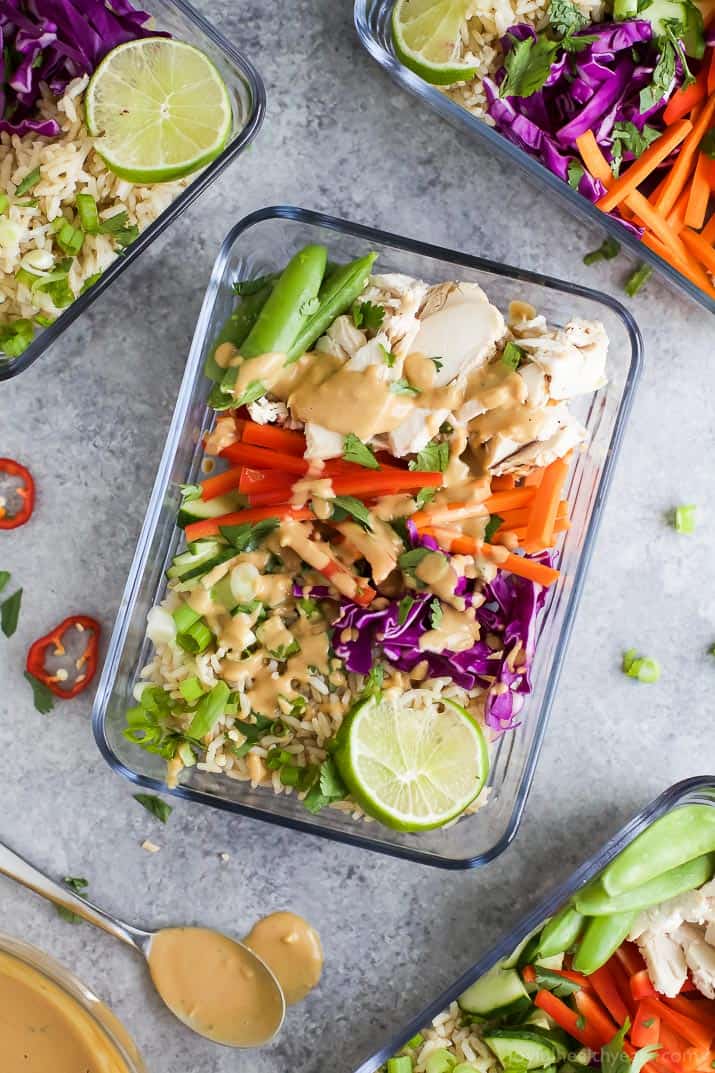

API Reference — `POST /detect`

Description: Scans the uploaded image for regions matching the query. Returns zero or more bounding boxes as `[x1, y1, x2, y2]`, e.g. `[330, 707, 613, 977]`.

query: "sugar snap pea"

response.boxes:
[601, 805, 715, 897]
[285, 251, 377, 363]
[575, 851, 715, 916]
[536, 904, 584, 958]
[204, 279, 275, 383]
[571, 910, 636, 974]
[240, 243, 328, 359]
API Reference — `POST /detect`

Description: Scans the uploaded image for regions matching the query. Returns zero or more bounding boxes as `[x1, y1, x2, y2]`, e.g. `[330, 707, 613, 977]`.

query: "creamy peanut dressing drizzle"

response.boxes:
[0, 950, 131, 1073]
[419, 605, 480, 654]
[415, 552, 465, 611]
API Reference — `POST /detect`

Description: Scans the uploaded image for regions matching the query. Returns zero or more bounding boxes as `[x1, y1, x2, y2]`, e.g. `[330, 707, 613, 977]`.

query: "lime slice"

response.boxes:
[85, 38, 232, 184]
[334, 694, 488, 831]
[392, 0, 478, 86]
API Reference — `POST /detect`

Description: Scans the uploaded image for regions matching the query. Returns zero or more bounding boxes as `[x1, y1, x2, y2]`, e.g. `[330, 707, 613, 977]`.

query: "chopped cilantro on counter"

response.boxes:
[1, 587, 22, 637]
[133, 793, 173, 823]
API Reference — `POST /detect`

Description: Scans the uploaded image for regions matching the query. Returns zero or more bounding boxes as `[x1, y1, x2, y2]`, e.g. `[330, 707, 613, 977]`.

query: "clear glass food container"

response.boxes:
[92, 205, 643, 869]
[353, 0, 715, 317]
[0, 0, 265, 381]
[348, 776, 715, 1073]
[0, 932, 147, 1072]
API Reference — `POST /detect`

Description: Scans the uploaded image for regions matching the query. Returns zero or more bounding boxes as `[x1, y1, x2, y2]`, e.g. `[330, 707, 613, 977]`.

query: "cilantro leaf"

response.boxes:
[390, 378, 419, 396]
[24, 671, 55, 714]
[500, 35, 560, 99]
[380, 344, 396, 367]
[343, 433, 380, 470]
[399, 547, 435, 575]
[416, 486, 437, 510]
[429, 599, 443, 629]
[568, 161, 584, 189]
[297, 596, 320, 618]
[362, 663, 384, 699]
[534, 966, 582, 997]
[602, 1020, 632, 1073]
[133, 793, 173, 823]
[484, 514, 503, 542]
[430, 356, 444, 372]
[548, 0, 589, 36]
[560, 33, 598, 51]
[331, 495, 373, 531]
[640, 37, 677, 112]
[234, 379, 266, 408]
[303, 758, 347, 812]
[611, 121, 660, 177]
[219, 517, 279, 552]
[0, 571, 10, 594]
[352, 300, 385, 332]
[398, 595, 415, 625]
[408, 440, 449, 473]
[56, 876, 89, 925]
[1, 587, 22, 637]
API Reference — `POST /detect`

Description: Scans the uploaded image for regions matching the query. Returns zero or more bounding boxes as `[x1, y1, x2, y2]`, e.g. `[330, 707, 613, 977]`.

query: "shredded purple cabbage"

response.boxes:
[485, 20, 679, 235]
[329, 557, 552, 733]
[0, 0, 164, 138]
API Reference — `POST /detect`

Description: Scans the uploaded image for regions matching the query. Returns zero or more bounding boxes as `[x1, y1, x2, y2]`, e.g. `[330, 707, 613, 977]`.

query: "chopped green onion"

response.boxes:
[0, 194, 9, 215]
[0, 318, 34, 357]
[43, 276, 74, 308]
[583, 237, 621, 265]
[501, 341, 524, 371]
[76, 193, 100, 234]
[15, 267, 37, 289]
[15, 198, 38, 208]
[80, 271, 102, 296]
[622, 649, 661, 683]
[49, 216, 66, 234]
[388, 1059, 414, 1073]
[179, 676, 204, 704]
[34, 313, 55, 328]
[484, 514, 503, 542]
[187, 681, 230, 738]
[114, 224, 139, 249]
[56, 220, 84, 257]
[98, 210, 129, 234]
[672, 504, 696, 534]
[279, 764, 301, 786]
[266, 747, 292, 771]
[624, 263, 652, 297]
[425, 1050, 457, 1073]
[407, 1034, 424, 1049]
[172, 604, 199, 633]
[15, 166, 41, 197]
[176, 618, 213, 654]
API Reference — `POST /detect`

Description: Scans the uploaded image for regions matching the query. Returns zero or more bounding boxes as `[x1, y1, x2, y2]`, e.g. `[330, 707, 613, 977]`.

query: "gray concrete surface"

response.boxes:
[0, 2, 713, 1071]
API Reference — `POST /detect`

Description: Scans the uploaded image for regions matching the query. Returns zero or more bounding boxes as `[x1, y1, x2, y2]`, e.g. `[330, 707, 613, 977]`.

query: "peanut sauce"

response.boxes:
[244, 911, 323, 1005]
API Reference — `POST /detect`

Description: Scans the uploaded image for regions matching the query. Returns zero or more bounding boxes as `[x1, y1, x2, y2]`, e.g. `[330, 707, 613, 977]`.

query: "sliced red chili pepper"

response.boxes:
[0, 458, 35, 530]
[26, 615, 101, 699]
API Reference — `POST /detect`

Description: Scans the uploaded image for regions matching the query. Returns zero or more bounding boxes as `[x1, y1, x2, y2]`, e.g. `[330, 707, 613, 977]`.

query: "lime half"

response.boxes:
[392, 0, 478, 86]
[334, 694, 488, 831]
[85, 38, 232, 184]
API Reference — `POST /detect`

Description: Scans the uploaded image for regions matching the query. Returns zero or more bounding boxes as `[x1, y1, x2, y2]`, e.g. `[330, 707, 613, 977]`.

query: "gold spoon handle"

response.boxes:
[0, 839, 149, 952]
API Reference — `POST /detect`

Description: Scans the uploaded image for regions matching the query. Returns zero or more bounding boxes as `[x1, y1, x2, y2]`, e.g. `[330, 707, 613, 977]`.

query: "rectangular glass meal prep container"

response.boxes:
[354, 0, 715, 318]
[0, 0, 265, 382]
[349, 775, 715, 1073]
[92, 204, 642, 869]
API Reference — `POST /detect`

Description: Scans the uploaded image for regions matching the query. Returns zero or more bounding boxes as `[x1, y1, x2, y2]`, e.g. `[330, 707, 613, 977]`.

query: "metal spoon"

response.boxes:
[0, 839, 286, 1048]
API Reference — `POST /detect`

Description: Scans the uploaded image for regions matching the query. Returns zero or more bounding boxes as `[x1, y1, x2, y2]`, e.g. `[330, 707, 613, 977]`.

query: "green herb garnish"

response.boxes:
[624, 263, 652, 297]
[331, 495, 373, 531]
[484, 514, 504, 542]
[502, 341, 525, 371]
[56, 876, 89, 925]
[409, 440, 449, 473]
[1, 587, 22, 637]
[398, 595, 415, 625]
[500, 34, 559, 99]
[220, 517, 279, 552]
[343, 433, 380, 470]
[429, 599, 443, 629]
[24, 671, 55, 714]
[390, 377, 419, 396]
[15, 166, 41, 197]
[380, 344, 397, 367]
[303, 758, 347, 813]
[352, 300, 385, 332]
[568, 161, 584, 189]
[133, 793, 173, 823]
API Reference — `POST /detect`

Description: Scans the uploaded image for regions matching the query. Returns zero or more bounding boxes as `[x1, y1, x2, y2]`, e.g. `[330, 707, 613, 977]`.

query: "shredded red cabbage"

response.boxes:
[326, 557, 551, 733]
[485, 20, 678, 236]
[0, 0, 164, 138]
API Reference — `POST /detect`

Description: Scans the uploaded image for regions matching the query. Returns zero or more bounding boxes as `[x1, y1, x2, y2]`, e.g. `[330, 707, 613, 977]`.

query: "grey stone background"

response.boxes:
[0, 2, 713, 1071]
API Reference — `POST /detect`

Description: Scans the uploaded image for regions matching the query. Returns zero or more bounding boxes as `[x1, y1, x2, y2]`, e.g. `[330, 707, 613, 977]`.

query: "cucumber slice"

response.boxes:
[483, 1029, 559, 1070]
[458, 963, 530, 1021]
[534, 953, 564, 971]
[167, 540, 232, 581]
[527, 1028, 570, 1062]
[177, 492, 243, 528]
[503, 927, 542, 969]
[522, 1011, 554, 1032]
[637, 0, 704, 56]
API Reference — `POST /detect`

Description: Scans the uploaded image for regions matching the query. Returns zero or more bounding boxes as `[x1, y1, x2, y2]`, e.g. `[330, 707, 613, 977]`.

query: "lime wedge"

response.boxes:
[85, 38, 232, 184]
[392, 0, 478, 86]
[334, 694, 488, 831]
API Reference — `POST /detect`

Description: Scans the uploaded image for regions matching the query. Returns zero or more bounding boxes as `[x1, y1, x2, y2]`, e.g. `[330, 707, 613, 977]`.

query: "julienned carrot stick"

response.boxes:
[491, 474, 516, 491]
[664, 997, 715, 1032]
[525, 457, 569, 549]
[685, 154, 711, 230]
[484, 487, 536, 512]
[656, 96, 715, 217]
[663, 67, 707, 126]
[239, 467, 293, 494]
[494, 500, 569, 532]
[184, 505, 313, 542]
[236, 419, 306, 456]
[641, 233, 715, 299]
[682, 227, 715, 274]
[410, 500, 489, 529]
[533, 990, 604, 1049]
[709, 49, 715, 96]
[576, 130, 612, 182]
[666, 187, 692, 230]
[614, 942, 647, 977]
[246, 468, 445, 509]
[597, 120, 693, 212]
[703, 215, 715, 244]
[419, 526, 561, 587]
[200, 466, 244, 500]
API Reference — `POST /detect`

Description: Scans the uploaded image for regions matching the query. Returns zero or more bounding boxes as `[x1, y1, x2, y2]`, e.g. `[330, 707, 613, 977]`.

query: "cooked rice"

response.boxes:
[0, 76, 188, 334]
[442, 0, 606, 118]
[383, 1000, 500, 1073]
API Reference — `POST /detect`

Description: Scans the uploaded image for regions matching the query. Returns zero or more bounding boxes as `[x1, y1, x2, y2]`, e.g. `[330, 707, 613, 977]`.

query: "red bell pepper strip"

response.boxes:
[200, 466, 244, 500]
[183, 505, 314, 543]
[590, 962, 632, 1027]
[606, 953, 637, 1017]
[573, 989, 619, 1046]
[235, 418, 306, 456]
[664, 998, 715, 1034]
[26, 615, 100, 699]
[533, 989, 605, 1050]
[643, 999, 714, 1050]
[632, 1001, 661, 1048]
[0, 458, 35, 529]
[615, 942, 648, 977]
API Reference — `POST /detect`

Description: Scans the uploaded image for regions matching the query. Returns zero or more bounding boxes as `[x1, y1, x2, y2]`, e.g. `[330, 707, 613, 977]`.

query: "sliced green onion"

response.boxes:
[176, 618, 213, 654]
[34, 313, 55, 328]
[279, 764, 301, 787]
[172, 604, 200, 633]
[56, 221, 85, 257]
[388, 1059, 414, 1073]
[625, 263, 652, 297]
[76, 193, 100, 234]
[15, 267, 37, 289]
[114, 224, 139, 249]
[266, 747, 292, 771]
[179, 675, 204, 704]
[187, 681, 230, 739]
[80, 271, 102, 295]
[49, 216, 66, 235]
[672, 504, 696, 534]
[15, 166, 41, 197]
[425, 1051, 457, 1073]
[178, 741, 197, 767]
[0, 194, 9, 215]
[407, 1034, 424, 1049]
[43, 276, 74, 308]
[583, 237, 621, 265]
[622, 649, 661, 683]
[0, 318, 34, 357]
[501, 341, 524, 371]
